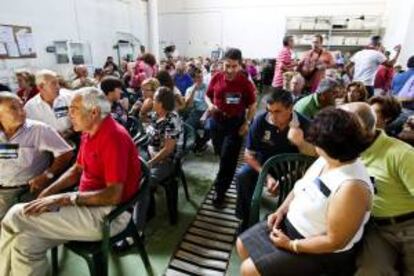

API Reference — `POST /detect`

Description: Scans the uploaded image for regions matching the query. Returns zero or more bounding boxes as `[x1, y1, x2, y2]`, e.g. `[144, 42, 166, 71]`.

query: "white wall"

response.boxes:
[158, 0, 388, 59]
[383, 0, 414, 67]
[0, 0, 148, 88]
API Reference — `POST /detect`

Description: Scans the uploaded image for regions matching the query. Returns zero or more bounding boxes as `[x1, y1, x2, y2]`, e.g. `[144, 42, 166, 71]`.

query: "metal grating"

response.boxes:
[165, 150, 245, 276]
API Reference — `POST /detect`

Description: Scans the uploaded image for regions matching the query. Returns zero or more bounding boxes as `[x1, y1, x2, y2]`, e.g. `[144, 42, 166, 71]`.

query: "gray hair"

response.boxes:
[35, 69, 57, 86]
[340, 102, 377, 134]
[74, 87, 111, 119]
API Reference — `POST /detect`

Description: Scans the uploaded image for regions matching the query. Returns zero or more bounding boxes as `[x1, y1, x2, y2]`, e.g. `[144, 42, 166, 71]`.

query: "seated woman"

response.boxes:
[345, 81, 369, 103]
[141, 86, 182, 219]
[236, 107, 374, 276]
[147, 86, 183, 182]
[129, 78, 160, 122]
[156, 70, 186, 111]
[15, 70, 38, 104]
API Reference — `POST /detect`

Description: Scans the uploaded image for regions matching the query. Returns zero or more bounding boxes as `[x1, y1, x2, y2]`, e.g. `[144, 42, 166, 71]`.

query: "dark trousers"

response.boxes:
[235, 165, 259, 223]
[209, 116, 244, 197]
[185, 109, 210, 151]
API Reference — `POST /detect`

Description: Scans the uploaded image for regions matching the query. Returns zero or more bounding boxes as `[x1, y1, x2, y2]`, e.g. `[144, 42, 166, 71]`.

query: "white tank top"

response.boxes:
[286, 157, 374, 252]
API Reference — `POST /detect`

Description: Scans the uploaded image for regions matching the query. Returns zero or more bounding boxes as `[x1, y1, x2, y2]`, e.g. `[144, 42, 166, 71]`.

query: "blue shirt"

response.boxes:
[174, 73, 193, 95]
[392, 68, 414, 95]
[246, 111, 310, 164]
[185, 83, 208, 111]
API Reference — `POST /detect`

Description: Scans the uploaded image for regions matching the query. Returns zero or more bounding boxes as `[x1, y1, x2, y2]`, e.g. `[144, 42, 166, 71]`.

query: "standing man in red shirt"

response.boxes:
[0, 87, 140, 276]
[272, 36, 296, 89]
[298, 34, 335, 93]
[205, 48, 257, 208]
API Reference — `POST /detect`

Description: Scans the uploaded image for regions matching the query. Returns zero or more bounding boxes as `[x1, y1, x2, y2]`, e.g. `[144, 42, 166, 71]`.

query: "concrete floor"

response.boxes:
[54, 90, 270, 275]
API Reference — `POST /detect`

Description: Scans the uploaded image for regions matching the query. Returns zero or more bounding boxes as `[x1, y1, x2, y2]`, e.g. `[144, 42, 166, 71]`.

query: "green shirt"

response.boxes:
[293, 94, 320, 119]
[360, 131, 414, 218]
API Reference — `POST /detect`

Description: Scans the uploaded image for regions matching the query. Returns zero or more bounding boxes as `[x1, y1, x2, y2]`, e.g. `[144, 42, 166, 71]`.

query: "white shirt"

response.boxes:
[0, 119, 72, 187]
[24, 90, 73, 133]
[287, 157, 374, 252]
[351, 49, 387, 86]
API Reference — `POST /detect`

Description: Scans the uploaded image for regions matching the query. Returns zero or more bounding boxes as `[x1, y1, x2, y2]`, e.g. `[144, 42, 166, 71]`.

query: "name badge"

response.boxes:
[225, 92, 241, 105]
[54, 106, 69, 119]
[0, 144, 19, 159]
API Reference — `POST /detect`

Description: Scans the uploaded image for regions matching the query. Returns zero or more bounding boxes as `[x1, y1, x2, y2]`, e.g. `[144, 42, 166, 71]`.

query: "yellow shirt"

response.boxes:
[361, 131, 414, 218]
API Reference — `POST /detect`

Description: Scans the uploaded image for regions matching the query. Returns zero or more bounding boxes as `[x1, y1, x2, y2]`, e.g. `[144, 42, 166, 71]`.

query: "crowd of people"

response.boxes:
[0, 32, 413, 276]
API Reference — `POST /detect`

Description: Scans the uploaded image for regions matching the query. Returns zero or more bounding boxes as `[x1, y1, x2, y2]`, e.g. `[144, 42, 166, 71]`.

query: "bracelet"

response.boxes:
[290, 239, 299, 254]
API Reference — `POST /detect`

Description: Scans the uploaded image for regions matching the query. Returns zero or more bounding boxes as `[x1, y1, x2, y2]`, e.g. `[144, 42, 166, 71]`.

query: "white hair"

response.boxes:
[35, 69, 57, 86]
[74, 87, 111, 119]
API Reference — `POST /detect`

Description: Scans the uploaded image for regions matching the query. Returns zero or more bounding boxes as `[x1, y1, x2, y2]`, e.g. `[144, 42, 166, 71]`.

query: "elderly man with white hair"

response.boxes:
[24, 69, 74, 139]
[0, 87, 141, 276]
[340, 102, 414, 276]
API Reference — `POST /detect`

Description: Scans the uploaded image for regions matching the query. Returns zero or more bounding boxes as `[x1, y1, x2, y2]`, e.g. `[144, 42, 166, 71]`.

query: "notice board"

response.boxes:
[0, 24, 36, 59]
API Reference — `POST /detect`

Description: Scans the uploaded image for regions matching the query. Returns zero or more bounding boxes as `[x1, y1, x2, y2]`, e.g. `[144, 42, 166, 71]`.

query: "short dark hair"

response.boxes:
[188, 66, 202, 79]
[368, 96, 402, 122]
[306, 107, 366, 162]
[407, 56, 414, 68]
[314, 34, 323, 43]
[155, 86, 175, 112]
[100, 76, 123, 95]
[266, 88, 293, 108]
[283, 35, 293, 46]
[141, 53, 157, 67]
[156, 70, 174, 90]
[224, 48, 242, 63]
[371, 35, 382, 47]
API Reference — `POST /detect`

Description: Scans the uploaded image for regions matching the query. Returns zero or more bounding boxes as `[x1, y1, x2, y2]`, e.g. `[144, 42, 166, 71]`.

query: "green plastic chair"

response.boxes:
[248, 153, 315, 227]
[51, 157, 153, 276]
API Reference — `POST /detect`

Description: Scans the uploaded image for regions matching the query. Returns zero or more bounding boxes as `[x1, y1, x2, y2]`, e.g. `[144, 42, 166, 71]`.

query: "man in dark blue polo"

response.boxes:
[235, 89, 310, 231]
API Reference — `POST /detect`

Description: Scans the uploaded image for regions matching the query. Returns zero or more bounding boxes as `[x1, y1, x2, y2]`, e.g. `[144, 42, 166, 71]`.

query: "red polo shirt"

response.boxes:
[206, 72, 256, 118]
[77, 116, 141, 203]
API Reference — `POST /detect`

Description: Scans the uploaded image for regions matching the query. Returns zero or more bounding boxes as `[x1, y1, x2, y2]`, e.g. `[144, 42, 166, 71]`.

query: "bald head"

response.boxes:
[340, 102, 377, 135]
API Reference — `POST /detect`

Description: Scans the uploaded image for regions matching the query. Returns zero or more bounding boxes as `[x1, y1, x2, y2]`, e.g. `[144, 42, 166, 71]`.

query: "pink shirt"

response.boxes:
[272, 47, 293, 88]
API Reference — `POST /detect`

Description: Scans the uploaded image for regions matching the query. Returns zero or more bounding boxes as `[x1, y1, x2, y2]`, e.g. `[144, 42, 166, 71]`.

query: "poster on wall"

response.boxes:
[0, 24, 36, 59]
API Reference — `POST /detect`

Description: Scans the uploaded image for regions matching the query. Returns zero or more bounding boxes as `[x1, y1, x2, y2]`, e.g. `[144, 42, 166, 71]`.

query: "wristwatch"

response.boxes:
[44, 170, 54, 180]
[69, 192, 79, 206]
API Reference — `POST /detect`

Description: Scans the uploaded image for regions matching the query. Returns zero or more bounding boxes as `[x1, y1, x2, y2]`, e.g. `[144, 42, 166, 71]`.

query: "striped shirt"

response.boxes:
[272, 47, 293, 88]
[0, 120, 72, 187]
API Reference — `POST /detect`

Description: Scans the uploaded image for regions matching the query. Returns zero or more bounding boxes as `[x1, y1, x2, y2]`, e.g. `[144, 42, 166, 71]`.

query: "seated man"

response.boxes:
[0, 87, 141, 276]
[0, 92, 73, 220]
[184, 67, 209, 153]
[341, 103, 414, 276]
[71, 64, 96, 89]
[100, 76, 128, 127]
[25, 69, 74, 139]
[236, 89, 310, 232]
[293, 78, 341, 119]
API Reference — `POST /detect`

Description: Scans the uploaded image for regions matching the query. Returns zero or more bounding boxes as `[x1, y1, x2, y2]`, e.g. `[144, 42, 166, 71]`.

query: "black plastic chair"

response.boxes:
[127, 115, 144, 138]
[248, 153, 315, 227]
[157, 123, 195, 225]
[51, 157, 153, 276]
[175, 123, 196, 200]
